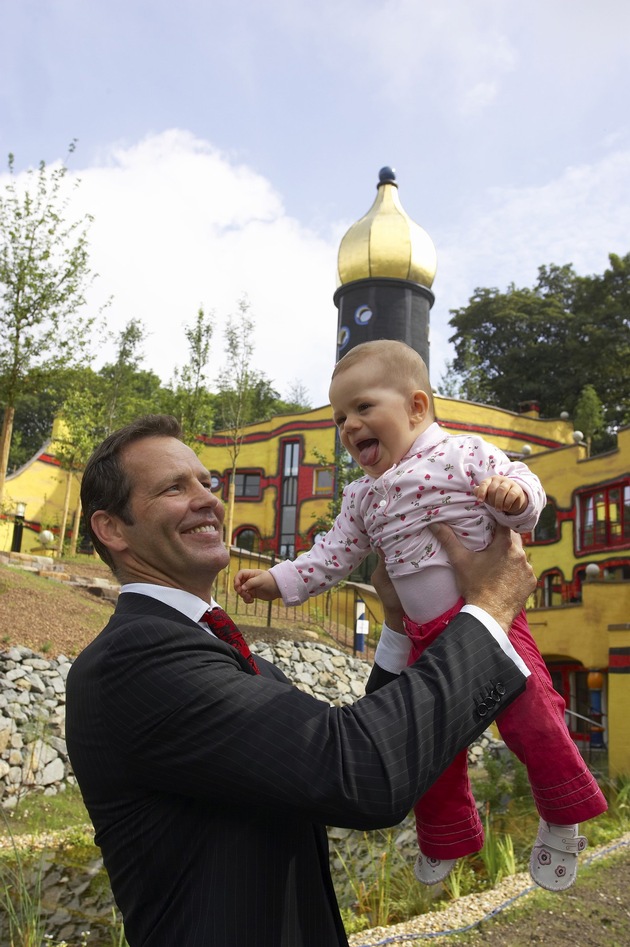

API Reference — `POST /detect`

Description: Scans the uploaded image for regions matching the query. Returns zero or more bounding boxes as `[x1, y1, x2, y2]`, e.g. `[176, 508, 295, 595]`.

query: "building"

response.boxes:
[2, 169, 628, 775]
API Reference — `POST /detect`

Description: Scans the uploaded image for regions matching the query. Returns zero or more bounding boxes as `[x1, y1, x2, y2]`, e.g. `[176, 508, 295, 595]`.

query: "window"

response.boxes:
[233, 528, 260, 552]
[229, 472, 262, 499]
[536, 570, 565, 608]
[279, 441, 300, 558]
[313, 466, 334, 495]
[533, 502, 558, 542]
[578, 480, 630, 551]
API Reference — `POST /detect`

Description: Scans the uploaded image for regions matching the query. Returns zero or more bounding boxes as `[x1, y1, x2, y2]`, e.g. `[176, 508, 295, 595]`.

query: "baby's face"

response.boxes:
[330, 362, 430, 477]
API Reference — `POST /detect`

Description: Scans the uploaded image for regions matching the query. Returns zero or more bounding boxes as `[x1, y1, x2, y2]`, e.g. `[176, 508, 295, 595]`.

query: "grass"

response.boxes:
[0, 791, 127, 947]
[1, 785, 91, 837]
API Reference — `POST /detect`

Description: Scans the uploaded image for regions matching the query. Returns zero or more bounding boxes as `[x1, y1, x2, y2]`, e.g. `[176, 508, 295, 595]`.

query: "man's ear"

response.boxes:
[410, 389, 431, 423]
[90, 510, 130, 554]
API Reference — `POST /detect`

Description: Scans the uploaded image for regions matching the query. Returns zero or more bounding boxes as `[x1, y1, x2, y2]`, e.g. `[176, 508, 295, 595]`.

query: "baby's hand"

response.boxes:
[234, 569, 281, 604]
[475, 475, 528, 515]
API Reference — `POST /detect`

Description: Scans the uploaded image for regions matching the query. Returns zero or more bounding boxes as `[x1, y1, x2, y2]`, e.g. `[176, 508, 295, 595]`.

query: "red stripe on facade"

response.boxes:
[198, 418, 334, 447]
[38, 453, 62, 467]
[437, 419, 562, 450]
[609, 651, 630, 668]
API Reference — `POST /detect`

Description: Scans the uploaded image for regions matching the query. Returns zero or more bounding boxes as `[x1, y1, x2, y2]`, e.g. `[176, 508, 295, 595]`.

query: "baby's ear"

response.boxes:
[410, 389, 431, 422]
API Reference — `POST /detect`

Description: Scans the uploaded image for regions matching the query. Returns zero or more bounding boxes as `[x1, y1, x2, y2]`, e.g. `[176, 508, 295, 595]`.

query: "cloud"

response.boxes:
[63, 130, 342, 406]
[3, 127, 628, 409]
[428, 145, 630, 384]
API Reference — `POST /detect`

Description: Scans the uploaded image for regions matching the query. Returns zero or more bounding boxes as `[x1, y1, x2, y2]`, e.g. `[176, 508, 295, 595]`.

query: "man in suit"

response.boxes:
[66, 414, 535, 947]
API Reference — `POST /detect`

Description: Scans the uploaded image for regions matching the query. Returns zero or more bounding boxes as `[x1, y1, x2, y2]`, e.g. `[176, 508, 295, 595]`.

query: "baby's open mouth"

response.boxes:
[357, 439, 380, 468]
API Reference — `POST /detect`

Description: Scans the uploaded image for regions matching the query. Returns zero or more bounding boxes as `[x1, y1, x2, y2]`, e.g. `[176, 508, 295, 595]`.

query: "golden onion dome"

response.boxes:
[336, 167, 437, 289]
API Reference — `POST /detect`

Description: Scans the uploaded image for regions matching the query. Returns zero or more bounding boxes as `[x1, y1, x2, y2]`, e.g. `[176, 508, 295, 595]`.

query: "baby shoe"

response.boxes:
[414, 852, 457, 885]
[529, 819, 587, 891]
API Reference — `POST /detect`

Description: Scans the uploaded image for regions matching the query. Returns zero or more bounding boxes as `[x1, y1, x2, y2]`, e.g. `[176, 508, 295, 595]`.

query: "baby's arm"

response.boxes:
[234, 569, 281, 605]
[474, 475, 528, 515]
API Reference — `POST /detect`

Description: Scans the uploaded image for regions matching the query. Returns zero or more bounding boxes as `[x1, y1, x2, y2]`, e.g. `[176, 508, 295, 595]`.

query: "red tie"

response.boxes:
[200, 607, 260, 675]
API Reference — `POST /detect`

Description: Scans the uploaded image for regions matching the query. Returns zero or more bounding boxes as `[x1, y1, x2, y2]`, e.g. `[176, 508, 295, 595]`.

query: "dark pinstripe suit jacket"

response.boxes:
[65, 592, 526, 947]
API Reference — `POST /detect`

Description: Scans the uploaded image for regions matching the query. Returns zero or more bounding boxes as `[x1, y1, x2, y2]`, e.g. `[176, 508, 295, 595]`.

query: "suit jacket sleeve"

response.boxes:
[67, 604, 526, 832]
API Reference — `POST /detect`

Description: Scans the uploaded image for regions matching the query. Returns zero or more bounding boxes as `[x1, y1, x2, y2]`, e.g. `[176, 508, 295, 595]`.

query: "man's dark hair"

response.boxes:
[81, 415, 183, 573]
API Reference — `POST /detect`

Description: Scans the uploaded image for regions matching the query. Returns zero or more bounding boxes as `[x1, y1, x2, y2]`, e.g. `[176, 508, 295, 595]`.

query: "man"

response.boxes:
[66, 415, 535, 947]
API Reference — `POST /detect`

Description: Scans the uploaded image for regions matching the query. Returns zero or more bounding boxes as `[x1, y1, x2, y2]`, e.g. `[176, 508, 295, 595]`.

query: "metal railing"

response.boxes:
[215, 546, 380, 659]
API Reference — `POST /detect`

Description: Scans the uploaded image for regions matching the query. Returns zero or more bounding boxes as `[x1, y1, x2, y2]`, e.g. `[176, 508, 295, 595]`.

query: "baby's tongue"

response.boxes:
[359, 439, 380, 468]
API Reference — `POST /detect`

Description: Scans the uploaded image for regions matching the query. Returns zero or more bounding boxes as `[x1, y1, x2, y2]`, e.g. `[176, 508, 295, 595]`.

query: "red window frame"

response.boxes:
[577, 478, 630, 552]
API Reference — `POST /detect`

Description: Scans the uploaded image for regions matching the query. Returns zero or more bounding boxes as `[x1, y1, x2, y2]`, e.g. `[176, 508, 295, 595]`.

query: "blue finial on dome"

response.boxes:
[378, 166, 397, 185]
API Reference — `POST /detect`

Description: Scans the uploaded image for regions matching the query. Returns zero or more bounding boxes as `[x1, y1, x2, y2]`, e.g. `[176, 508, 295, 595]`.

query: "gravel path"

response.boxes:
[348, 831, 630, 946]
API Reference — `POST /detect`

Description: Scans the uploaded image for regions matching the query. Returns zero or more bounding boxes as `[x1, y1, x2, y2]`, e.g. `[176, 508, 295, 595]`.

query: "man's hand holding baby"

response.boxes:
[475, 475, 528, 515]
[234, 569, 281, 604]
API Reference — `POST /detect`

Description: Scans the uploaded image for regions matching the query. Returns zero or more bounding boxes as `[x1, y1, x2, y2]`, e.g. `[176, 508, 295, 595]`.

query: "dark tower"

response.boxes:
[333, 167, 437, 367]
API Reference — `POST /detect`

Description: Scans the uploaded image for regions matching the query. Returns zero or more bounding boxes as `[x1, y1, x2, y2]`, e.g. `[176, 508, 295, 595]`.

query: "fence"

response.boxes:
[214, 546, 385, 660]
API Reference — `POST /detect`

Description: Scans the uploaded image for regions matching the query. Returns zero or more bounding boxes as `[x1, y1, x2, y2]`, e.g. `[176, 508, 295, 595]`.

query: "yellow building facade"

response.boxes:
[2, 165, 628, 776]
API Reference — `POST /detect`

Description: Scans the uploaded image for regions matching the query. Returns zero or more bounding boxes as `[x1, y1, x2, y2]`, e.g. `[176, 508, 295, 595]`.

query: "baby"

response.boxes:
[235, 340, 606, 891]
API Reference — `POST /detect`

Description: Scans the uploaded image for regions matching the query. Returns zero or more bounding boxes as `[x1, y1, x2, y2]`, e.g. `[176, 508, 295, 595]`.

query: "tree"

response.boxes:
[218, 297, 258, 555]
[284, 379, 312, 411]
[0, 143, 98, 502]
[99, 319, 148, 435]
[5, 366, 79, 471]
[166, 306, 215, 447]
[96, 319, 166, 435]
[54, 386, 103, 556]
[574, 384, 605, 457]
[446, 254, 630, 441]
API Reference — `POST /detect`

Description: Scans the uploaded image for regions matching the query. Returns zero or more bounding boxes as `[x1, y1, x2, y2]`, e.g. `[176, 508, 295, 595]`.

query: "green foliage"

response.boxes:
[217, 296, 257, 462]
[98, 319, 158, 436]
[479, 813, 517, 886]
[0, 143, 102, 499]
[310, 443, 358, 535]
[164, 306, 215, 447]
[445, 254, 630, 445]
[574, 384, 605, 455]
[593, 773, 630, 841]
[471, 748, 531, 815]
[442, 856, 478, 900]
[335, 829, 434, 930]
[0, 815, 47, 947]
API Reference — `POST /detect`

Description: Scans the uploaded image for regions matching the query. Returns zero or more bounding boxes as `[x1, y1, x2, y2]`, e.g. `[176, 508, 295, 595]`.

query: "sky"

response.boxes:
[2, 0, 630, 408]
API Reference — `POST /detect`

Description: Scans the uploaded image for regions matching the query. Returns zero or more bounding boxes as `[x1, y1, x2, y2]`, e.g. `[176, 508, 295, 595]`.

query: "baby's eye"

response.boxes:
[358, 402, 371, 412]
[335, 415, 346, 427]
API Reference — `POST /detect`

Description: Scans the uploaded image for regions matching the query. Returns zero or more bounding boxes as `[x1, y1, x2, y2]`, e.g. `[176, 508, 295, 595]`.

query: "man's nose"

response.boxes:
[192, 483, 222, 511]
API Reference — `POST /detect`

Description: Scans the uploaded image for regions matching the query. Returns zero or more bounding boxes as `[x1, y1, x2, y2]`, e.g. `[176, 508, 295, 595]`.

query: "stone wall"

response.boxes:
[0, 646, 74, 808]
[0, 637, 501, 807]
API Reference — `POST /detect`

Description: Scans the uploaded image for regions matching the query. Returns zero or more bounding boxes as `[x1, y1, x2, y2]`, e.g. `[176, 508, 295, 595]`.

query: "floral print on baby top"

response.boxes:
[270, 422, 545, 606]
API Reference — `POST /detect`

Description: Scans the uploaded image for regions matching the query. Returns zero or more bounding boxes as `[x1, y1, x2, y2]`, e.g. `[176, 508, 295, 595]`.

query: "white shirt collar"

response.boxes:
[120, 582, 217, 625]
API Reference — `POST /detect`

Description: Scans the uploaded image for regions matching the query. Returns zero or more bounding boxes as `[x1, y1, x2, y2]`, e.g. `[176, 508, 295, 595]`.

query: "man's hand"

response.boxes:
[233, 569, 281, 604]
[370, 552, 405, 634]
[430, 523, 536, 632]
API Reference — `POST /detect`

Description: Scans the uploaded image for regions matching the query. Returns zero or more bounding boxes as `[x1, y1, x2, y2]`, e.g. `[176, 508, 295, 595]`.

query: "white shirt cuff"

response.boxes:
[461, 605, 531, 678]
[374, 622, 412, 674]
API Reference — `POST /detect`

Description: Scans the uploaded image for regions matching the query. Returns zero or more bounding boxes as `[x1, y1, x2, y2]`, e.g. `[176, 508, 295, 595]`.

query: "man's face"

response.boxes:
[111, 436, 230, 598]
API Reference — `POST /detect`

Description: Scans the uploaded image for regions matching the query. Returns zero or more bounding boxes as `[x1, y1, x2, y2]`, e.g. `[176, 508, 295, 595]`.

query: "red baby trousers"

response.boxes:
[406, 601, 608, 859]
